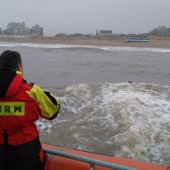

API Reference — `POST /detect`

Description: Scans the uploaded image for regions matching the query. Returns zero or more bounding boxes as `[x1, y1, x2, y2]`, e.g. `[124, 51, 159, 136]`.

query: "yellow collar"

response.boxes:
[16, 71, 23, 76]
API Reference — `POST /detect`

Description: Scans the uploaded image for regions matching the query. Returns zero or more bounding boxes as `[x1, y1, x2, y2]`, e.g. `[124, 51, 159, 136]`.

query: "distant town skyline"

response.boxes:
[1, 22, 170, 37]
[0, 22, 43, 37]
[0, 0, 170, 36]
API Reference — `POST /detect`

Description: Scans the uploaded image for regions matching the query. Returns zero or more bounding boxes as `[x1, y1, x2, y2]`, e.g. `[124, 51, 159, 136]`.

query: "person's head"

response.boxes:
[0, 50, 23, 73]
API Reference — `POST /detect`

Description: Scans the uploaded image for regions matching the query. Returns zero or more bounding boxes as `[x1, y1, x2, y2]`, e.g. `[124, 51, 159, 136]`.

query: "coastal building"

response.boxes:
[157, 26, 168, 36]
[72, 33, 83, 37]
[6, 22, 26, 35]
[24, 27, 31, 36]
[98, 30, 113, 37]
[167, 28, 170, 36]
[31, 25, 43, 37]
[1, 22, 43, 37]
[96, 30, 99, 36]
[149, 26, 170, 36]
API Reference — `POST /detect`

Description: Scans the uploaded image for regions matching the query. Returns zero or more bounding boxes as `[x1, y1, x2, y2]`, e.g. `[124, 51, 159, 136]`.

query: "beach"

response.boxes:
[1, 36, 170, 48]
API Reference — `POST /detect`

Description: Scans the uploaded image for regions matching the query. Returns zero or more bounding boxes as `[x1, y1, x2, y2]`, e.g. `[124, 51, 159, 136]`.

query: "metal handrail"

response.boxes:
[44, 148, 138, 170]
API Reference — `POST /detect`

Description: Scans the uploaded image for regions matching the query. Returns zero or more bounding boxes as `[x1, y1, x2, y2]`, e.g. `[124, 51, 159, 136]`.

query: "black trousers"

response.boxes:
[0, 137, 47, 170]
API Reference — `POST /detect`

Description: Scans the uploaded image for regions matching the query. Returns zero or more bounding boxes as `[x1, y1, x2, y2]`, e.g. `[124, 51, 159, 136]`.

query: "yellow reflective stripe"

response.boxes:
[27, 84, 60, 119]
[0, 102, 25, 116]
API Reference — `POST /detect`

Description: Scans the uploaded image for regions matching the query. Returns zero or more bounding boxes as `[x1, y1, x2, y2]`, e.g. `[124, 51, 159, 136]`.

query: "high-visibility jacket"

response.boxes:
[0, 70, 60, 145]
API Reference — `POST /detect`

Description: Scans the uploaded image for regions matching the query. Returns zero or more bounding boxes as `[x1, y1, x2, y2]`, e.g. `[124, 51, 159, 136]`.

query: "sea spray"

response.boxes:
[38, 82, 170, 166]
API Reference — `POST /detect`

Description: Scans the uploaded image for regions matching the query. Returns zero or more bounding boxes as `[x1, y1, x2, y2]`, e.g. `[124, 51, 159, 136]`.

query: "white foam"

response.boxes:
[100, 46, 170, 53]
[37, 82, 170, 164]
[98, 83, 170, 163]
[0, 42, 170, 53]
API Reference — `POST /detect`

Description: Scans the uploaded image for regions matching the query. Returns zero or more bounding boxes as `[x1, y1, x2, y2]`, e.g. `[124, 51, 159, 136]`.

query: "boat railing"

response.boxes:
[44, 147, 138, 170]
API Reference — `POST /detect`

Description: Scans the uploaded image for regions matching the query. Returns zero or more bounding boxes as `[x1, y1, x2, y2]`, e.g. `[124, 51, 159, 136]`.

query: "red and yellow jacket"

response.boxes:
[0, 70, 60, 145]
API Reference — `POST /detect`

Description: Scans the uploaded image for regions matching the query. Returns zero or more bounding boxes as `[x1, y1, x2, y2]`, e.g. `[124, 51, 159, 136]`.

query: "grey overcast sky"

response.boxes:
[0, 0, 170, 36]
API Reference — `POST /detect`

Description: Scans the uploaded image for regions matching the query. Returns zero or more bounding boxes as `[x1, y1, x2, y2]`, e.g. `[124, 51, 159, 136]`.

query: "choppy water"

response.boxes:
[0, 42, 170, 166]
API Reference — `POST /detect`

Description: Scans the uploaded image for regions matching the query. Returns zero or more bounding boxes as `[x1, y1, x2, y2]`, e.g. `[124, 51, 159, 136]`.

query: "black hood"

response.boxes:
[0, 69, 16, 99]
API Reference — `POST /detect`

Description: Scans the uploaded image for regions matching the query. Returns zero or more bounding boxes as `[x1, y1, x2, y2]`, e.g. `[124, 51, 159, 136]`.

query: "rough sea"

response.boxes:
[0, 42, 170, 166]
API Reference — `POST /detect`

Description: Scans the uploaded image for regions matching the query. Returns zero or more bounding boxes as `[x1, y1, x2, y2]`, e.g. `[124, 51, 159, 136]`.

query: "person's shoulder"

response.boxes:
[25, 83, 44, 94]
[22, 80, 35, 90]
[27, 82, 35, 87]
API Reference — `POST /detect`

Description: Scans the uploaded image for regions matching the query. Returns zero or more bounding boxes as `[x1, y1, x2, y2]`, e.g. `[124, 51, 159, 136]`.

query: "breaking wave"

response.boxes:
[37, 82, 170, 166]
[1, 42, 170, 53]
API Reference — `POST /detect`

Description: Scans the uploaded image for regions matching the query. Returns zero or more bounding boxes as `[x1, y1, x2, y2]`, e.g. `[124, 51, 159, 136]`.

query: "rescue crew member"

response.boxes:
[0, 50, 61, 170]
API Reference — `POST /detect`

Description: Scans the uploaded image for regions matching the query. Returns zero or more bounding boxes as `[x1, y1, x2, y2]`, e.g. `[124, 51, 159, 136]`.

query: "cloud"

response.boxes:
[0, 0, 170, 35]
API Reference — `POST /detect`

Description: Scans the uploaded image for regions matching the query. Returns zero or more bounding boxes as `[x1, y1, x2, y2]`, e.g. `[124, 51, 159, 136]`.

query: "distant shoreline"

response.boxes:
[1, 36, 170, 48]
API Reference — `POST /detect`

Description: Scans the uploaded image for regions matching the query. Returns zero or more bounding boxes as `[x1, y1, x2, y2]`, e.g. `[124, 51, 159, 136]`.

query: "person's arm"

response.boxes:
[27, 84, 61, 120]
